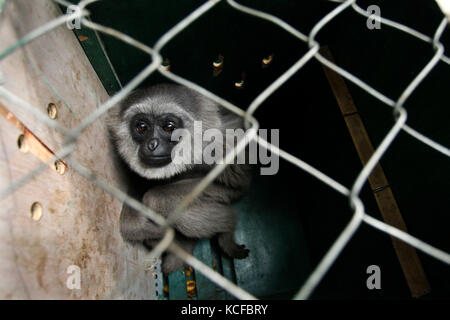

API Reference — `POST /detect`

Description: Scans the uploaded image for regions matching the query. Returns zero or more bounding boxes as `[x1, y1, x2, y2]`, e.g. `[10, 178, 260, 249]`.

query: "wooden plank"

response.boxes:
[0, 0, 154, 299]
[343, 114, 389, 190]
[374, 187, 431, 297]
[320, 46, 430, 298]
[0, 103, 67, 174]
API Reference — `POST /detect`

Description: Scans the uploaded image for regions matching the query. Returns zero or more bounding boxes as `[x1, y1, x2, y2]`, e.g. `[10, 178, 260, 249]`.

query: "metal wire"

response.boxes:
[0, 0, 449, 300]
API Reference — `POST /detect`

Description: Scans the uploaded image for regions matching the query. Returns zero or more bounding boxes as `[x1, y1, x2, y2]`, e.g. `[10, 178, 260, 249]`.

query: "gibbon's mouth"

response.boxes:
[140, 155, 172, 167]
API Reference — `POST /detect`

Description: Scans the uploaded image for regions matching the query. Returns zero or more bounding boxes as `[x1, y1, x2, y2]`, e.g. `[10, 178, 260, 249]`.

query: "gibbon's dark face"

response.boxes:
[109, 84, 224, 180]
[129, 112, 183, 167]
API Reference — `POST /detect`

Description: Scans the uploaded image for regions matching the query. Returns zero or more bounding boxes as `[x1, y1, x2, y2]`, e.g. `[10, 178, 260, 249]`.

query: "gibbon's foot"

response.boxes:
[228, 244, 250, 259]
[218, 232, 250, 259]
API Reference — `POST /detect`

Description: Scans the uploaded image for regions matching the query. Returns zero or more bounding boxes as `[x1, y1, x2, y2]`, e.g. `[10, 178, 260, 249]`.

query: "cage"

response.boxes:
[0, 0, 449, 300]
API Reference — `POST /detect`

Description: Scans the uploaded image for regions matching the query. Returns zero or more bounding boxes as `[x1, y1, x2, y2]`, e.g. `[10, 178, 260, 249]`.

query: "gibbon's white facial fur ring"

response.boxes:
[114, 102, 197, 179]
[109, 84, 227, 180]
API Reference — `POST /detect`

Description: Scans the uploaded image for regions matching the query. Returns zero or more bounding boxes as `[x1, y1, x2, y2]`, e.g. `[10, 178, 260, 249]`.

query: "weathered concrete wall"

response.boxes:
[0, 0, 155, 299]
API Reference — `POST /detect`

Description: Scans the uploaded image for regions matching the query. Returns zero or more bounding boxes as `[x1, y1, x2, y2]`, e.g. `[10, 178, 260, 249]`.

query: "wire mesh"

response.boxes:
[0, 0, 449, 300]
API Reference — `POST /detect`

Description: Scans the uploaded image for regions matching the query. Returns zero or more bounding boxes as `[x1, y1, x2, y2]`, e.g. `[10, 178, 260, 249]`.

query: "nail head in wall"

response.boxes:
[47, 103, 58, 119]
[30, 202, 43, 221]
[54, 159, 66, 175]
[212, 55, 224, 77]
[262, 54, 274, 67]
[161, 58, 171, 71]
[213, 55, 224, 68]
[234, 79, 245, 89]
[17, 134, 29, 153]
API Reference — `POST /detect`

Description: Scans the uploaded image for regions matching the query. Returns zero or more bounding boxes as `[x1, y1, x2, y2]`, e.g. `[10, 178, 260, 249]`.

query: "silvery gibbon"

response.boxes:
[108, 83, 251, 274]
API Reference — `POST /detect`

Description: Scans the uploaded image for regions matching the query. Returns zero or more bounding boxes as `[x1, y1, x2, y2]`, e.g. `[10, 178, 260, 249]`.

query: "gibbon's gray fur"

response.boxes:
[108, 83, 251, 274]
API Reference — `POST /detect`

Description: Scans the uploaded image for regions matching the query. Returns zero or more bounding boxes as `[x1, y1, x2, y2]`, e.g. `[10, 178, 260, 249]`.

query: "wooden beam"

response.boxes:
[320, 46, 430, 298]
[0, 102, 68, 174]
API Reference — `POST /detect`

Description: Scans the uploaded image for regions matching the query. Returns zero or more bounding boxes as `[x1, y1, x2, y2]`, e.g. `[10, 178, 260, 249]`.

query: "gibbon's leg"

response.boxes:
[123, 181, 249, 261]
[120, 204, 166, 241]
[121, 190, 237, 242]
[172, 203, 237, 239]
[142, 183, 239, 239]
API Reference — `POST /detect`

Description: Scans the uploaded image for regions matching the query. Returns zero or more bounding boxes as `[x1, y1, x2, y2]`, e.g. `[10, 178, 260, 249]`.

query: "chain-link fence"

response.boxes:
[0, 0, 449, 300]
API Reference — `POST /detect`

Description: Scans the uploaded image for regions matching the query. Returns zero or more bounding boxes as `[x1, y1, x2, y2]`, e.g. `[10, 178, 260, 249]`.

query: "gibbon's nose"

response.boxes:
[148, 138, 159, 151]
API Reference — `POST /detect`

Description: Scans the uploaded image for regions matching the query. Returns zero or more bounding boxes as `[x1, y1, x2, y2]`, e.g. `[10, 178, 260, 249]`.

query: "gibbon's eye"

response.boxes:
[135, 121, 148, 134]
[162, 121, 176, 133]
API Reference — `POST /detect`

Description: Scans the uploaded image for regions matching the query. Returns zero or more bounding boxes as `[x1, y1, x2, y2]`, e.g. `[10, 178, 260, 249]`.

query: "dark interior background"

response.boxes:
[67, 0, 450, 299]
